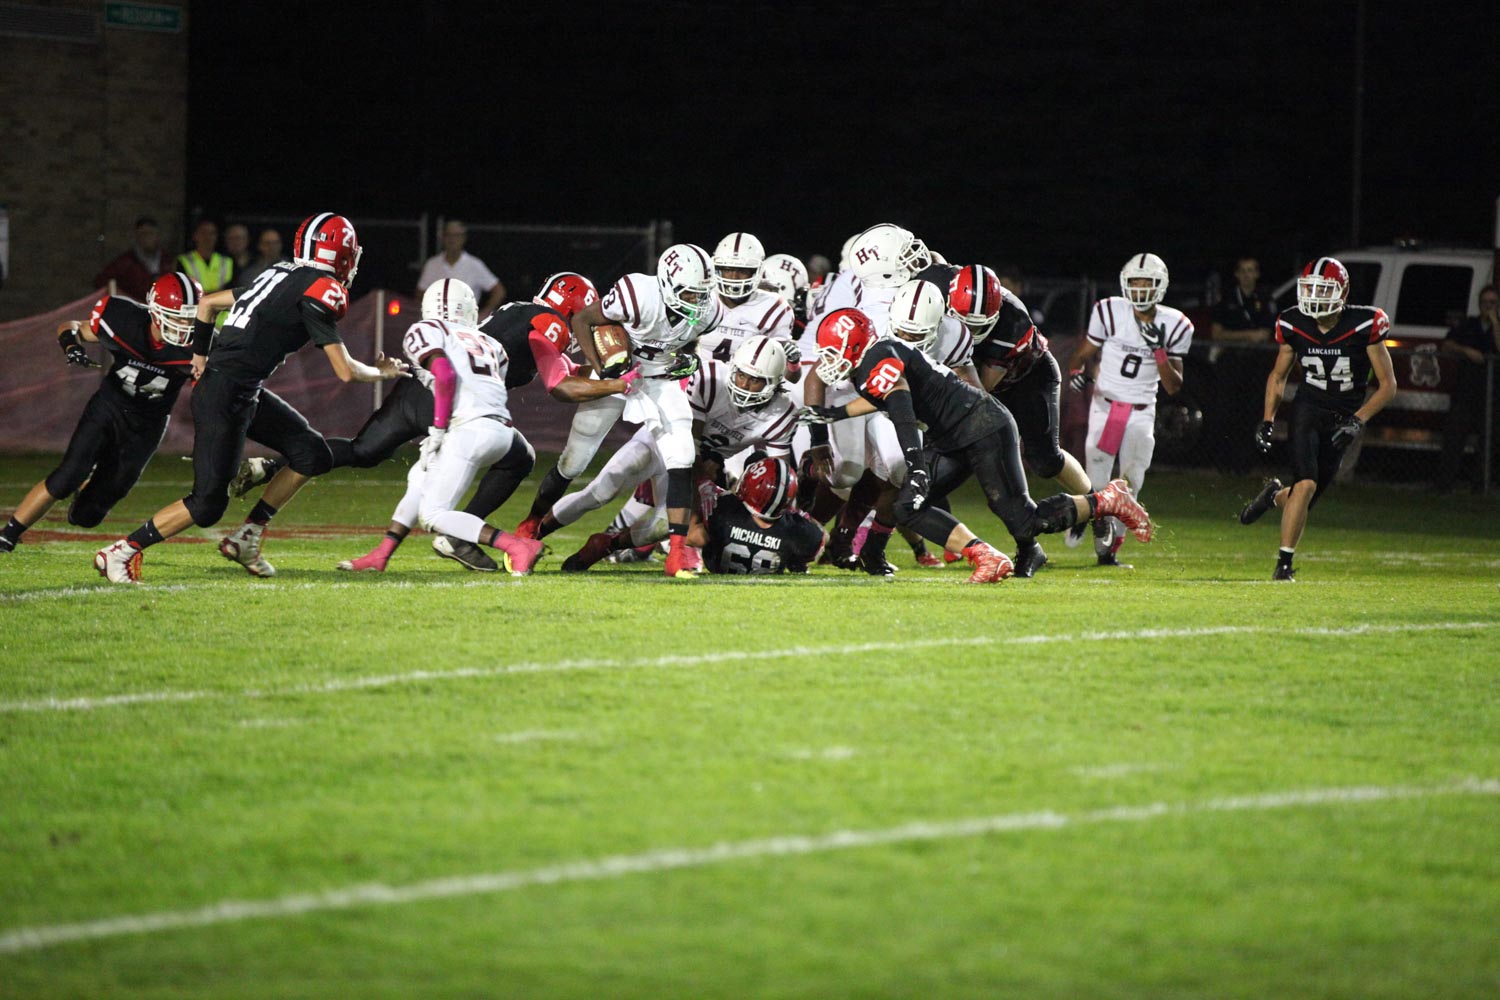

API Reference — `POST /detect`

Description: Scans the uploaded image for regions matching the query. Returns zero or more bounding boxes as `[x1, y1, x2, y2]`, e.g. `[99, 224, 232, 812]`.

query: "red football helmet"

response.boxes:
[814, 307, 876, 385]
[534, 271, 599, 321]
[948, 264, 1003, 340]
[293, 212, 362, 288]
[146, 272, 203, 346]
[1296, 257, 1349, 318]
[737, 456, 797, 521]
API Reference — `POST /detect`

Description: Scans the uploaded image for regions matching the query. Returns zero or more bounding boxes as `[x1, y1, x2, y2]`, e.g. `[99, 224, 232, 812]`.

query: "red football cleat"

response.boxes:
[514, 516, 541, 541]
[914, 551, 944, 568]
[336, 549, 388, 572]
[664, 535, 701, 578]
[964, 542, 1013, 584]
[1094, 479, 1154, 543]
[561, 531, 618, 573]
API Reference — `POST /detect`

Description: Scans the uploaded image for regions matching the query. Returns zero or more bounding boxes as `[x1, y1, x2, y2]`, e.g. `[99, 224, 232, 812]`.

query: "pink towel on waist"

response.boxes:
[1095, 399, 1134, 456]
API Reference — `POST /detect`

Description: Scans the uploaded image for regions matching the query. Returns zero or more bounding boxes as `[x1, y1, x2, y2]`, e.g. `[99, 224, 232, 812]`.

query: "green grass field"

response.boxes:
[2, 452, 1498, 999]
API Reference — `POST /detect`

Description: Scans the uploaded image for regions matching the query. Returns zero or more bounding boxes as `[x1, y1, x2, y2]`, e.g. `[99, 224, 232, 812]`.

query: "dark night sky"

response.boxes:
[188, 2, 1500, 289]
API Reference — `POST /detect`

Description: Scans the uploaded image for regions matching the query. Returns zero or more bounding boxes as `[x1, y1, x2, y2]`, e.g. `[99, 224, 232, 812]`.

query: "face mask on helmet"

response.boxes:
[146, 272, 202, 347]
[657, 243, 717, 326]
[948, 264, 1003, 341]
[737, 457, 796, 521]
[1296, 257, 1350, 319]
[422, 278, 479, 326]
[814, 308, 874, 385]
[1119, 252, 1169, 311]
[850, 223, 928, 289]
[294, 212, 362, 289]
[534, 271, 598, 321]
[728, 336, 787, 408]
[712, 233, 765, 301]
[888, 279, 945, 352]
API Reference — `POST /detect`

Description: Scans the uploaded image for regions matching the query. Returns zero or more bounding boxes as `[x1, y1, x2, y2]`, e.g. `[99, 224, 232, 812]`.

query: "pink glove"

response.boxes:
[619, 367, 642, 394]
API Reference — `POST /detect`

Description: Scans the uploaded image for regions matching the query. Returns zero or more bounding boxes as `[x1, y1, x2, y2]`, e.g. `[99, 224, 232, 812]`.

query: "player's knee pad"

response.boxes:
[986, 491, 1036, 539]
[1029, 448, 1066, 481]
[285, 437, 334, 477]
[1030, 494, 1077, 535]
[42, 468, 84, 500]
[348, 440, 390, 469]
[499, 435, 536, 475]
[65, 499, 107, 528]
[185, 492, 229, 528]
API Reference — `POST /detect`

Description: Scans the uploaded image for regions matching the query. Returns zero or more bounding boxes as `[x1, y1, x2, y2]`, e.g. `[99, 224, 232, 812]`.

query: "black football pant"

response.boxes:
[44, 389, 168, 527]
[183, 370, 333, 527]
[328, 374, 536, 521]
[993, 352, 1066, 480]
[1288, 396, 1357, 508]
[917, 399, 1078, 545]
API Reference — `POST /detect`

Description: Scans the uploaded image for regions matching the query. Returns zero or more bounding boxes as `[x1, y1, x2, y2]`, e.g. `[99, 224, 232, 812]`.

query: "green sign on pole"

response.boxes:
[104, 2, 181, 33]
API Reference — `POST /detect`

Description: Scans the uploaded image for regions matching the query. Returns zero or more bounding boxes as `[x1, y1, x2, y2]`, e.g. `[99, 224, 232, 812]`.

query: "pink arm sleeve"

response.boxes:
[531, 331, 577, 391]
[429, 354, 457, 428]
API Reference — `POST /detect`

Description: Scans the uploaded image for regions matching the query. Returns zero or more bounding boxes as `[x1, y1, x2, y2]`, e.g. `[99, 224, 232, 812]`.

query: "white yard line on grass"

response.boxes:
[492, 729, 581, 745]
[2, 621, 1494, 715]
[1, 777, 1494, 955]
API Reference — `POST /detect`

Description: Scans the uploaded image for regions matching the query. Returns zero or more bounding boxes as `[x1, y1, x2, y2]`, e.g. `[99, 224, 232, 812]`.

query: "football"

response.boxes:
[592, 323, 631, 376]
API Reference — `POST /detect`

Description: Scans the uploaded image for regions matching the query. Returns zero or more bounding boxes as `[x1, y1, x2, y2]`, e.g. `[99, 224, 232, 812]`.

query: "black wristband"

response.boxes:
[809, 423, 829, 447]
[58, 326, 82, 350]
[191, 317, 215, 355]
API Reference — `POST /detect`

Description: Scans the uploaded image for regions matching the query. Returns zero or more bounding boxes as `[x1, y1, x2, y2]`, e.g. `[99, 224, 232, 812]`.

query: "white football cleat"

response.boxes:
[94, 539, 143, 584]
[219, 523, 276, 577]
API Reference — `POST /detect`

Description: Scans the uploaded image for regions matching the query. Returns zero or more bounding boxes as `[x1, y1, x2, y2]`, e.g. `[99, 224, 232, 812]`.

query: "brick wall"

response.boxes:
[0, 0, 187, 320]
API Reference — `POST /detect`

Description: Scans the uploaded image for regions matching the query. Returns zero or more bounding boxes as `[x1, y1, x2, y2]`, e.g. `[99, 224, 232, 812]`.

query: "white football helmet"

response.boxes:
[849, 223, 931, 290]
[421, 278, 479, 326]
[838, 233, 860, 273]
[657, 243, 717, 320]
[888, 279, 947, 352]
[728, 335, 788, 408]
[759, 253, 809, 302]
[1119, 253, 1170, 311]
[711, 233, 766, 301]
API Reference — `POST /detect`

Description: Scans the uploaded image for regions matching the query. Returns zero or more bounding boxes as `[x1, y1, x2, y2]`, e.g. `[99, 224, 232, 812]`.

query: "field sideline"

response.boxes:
[1, 452, 1497, 998]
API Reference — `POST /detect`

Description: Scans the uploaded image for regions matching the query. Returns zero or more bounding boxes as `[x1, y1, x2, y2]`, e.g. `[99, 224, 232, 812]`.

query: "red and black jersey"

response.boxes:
[851, 339, 987, 451]
[477, 301, 570, 389]
[88, 294, 194, 415]
[1275, 304, 1389, 408]
[972, 288, 1047, 388]
[209, 261, 348, 385]
[702, 496, 825, 574]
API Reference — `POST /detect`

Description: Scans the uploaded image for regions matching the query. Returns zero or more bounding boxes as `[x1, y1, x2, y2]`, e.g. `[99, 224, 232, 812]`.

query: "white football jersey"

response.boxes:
[1086, 296, 1193, 405]
[689, 359, 797, 458]
[798, 268, 865, 357]
[697, 289, 794, 364]
[601, 273, 723, 377]
[926, 314, 975, 371]
[401, 318, 511, 424]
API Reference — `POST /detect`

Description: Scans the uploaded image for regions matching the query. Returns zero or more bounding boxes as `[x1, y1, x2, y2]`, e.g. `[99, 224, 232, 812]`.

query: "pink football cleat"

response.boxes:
[1093, 479, 1154, 543]
[964, 542, 1014, 584]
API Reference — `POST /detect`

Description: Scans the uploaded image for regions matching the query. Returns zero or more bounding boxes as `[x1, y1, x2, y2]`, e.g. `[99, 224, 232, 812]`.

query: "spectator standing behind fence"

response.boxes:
[176, 218, 232, 293]
[417, 220, 506, 314]
[1208, 257, 1278, 474]
[224, 223, 253, 281]
[93, 216, 166, 300]
[1436, 284, 1500, 491]
[236, 229, 285, 286]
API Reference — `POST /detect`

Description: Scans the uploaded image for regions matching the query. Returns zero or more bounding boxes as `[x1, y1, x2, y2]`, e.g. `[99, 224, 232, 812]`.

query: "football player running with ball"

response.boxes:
[1237, 257, 1396, 580]
[803, 309, 1154, 583]
[1, 274, 199, 553]
[1066, 253, 1191, 568]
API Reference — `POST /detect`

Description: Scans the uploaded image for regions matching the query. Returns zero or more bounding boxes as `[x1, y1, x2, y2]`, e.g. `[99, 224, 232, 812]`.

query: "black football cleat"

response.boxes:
[1012, 541, 1048, 578]
[231, 456, 284, 498]
[1097, 552, 1134, 569]
[1239, 478, 1284, 525]
[0, 536, 14, 554]
[432, 535, 498, 572]
[1272, 563, 1296, 581]
[856, 549, 897, 577]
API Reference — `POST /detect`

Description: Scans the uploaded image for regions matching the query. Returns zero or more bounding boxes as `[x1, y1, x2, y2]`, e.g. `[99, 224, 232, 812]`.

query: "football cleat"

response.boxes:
[514, 516, 541, 541]
[913, 550, 944, 568]
[609, 543, 656, 564]
[433, 535, 498, 572]
[1094, 479, 1154, 543]
[219, 523, 276, 577]
[1097, 550, 1134, 569]
[94, 539, 142, 584]
[1013, 540, 1048, 579]
[1064, 521, 1088, 548]
[857, 548, 897, 577]
[0, 536, 14, 554]
[1272, 564, 1297, 581]
[561, 532, 618, 573]
[336, 550, 388, 573]
[1239, 478, 1284, 526]
[501, 536, 545, 576]
[230, 456, 283, 498]
[663, 537, 703, 579]
[964, 542, 1013, 584]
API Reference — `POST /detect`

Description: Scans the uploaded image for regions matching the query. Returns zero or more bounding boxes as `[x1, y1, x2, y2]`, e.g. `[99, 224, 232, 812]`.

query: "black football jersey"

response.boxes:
[478, 302, 570, 389]
[851, 339, 988, 451]
[209, 261, 347, 384]
[971, 287, 1048, 387]
[703, 497, 824, 574]
[87, 294, 194, 415]
[1275, 304, 1389, 407]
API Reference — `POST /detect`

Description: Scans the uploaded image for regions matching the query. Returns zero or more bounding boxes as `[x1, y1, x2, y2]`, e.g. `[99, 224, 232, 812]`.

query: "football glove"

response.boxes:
[665, 351, 699, 379]
[63, 343, 101, 368]
[600, 358, 632, 379]
[1068, 368, 1093, 393]
[419, 427, 446, 466]
[1138, 321, 1166, 350]
[782, 341, 802, 366]
[897, 467, 931, 516]
[1331, 414, 1364, 449]
[796, 404, 845, 425]
[1254, 420, 1275, 454]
